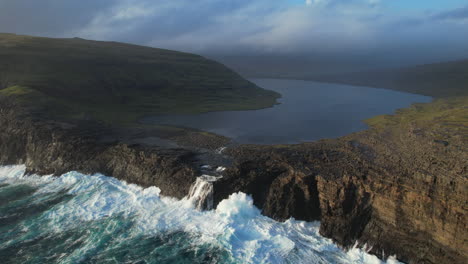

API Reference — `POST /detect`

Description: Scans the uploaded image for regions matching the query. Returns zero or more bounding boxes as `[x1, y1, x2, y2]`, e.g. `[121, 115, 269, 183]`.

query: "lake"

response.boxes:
[142, 79, 432, 144]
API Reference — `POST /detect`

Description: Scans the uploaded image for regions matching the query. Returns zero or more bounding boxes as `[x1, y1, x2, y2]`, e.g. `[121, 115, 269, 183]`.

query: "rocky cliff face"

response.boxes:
[214, 116, 467, 263]
[1, 96, 466, 264]
[316, 129, 467, 264]
[0, 99, 198, 199]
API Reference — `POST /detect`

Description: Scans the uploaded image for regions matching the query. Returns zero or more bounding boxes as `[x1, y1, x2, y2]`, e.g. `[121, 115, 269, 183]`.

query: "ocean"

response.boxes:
[0, 165, 401, 264]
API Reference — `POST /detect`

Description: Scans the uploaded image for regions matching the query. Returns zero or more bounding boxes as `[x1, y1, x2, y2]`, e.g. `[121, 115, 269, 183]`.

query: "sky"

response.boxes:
[0, 0, 467, 70]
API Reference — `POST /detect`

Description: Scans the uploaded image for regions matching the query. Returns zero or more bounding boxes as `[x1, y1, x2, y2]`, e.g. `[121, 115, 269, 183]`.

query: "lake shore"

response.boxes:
[141, 78, 432, 144]
[1, 89, 466, 263]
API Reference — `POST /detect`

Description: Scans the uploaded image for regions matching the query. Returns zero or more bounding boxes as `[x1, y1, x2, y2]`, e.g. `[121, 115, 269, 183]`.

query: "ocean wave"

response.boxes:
[0, 165, 401, 264]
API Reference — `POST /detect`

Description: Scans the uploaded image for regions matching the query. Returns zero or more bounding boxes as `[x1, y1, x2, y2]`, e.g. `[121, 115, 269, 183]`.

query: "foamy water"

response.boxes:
[0, 165, 401, 264]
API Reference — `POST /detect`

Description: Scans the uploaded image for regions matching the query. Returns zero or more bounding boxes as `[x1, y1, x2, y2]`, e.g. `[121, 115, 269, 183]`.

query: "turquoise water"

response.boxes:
[0, 166, 401, 264]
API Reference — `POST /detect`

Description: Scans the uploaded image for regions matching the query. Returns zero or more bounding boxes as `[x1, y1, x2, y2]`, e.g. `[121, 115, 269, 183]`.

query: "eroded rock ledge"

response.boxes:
[0, 99, 199, 199]
[1, 98, 466, 264]
[216, 133, 466, 263]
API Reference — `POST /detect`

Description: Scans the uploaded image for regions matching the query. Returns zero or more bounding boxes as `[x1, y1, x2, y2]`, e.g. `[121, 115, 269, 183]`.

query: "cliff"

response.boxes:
[213, 97, 467, 263]
[2, 94, 466, 263]
[0, 98, 200, 199]
[0, 34, 466, 264]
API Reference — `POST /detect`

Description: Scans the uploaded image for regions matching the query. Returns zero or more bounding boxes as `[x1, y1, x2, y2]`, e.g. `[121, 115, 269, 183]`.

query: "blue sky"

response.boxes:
[386, 0, 467, 11]
[287, 0, 467, 11]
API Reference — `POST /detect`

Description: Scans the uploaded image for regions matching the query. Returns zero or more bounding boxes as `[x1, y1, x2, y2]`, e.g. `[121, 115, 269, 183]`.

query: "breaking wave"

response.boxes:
[0, 165, 401, 264]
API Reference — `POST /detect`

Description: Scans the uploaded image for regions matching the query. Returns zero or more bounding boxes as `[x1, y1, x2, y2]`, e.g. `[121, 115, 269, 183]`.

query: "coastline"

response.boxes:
[1, 91, 466, 263]
[0, 164, 403, 263]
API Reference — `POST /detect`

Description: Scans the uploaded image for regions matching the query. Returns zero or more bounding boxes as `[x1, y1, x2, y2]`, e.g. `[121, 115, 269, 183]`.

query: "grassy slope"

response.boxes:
[0, 33, 279, 124]
[346, 61, 468, 142]
[292, 59, 468, 140]
[223, 56, 467, 140]
[312, 60, 468, 98]
[366, 96, 468, 142]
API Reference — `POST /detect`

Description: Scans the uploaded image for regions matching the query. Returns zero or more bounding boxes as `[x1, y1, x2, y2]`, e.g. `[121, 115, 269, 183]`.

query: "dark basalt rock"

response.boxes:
[0, 99, 198, 199]
[213, 127, 467, 263]
[1, 97, 466, 264]
[213, 147, 328, 222]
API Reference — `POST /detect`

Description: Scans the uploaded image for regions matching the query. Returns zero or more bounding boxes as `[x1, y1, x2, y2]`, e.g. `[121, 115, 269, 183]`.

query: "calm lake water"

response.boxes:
[143, 79, 432, 144]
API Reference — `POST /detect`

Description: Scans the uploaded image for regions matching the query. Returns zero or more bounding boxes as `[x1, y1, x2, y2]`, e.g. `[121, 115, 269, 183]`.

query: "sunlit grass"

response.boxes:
[365, 96, 468, 140]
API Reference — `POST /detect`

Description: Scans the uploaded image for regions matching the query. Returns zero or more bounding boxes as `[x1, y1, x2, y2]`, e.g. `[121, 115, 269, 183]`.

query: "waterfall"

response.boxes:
[216, 147, 227, 154]
[187, 175, 220, 210]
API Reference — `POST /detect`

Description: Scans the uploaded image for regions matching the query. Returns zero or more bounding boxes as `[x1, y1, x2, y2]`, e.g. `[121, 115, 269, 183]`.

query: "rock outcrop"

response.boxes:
[0, 99, 198, 199]
[319, 126, 467, 263]
[214, 115, 467, 263]
[1, 96, 466, 264]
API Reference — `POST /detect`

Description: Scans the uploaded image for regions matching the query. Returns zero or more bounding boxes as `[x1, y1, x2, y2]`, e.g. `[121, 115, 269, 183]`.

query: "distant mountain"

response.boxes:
[213, 55, 375, 79]
[0, 34, 279, 124]
[217, 55, 468, 98]
[312, 60, 468, 98]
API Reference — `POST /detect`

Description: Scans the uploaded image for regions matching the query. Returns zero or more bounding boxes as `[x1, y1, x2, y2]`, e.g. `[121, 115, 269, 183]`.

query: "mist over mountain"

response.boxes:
[212, 55, 468, 98]
[1, 0, 468, 73]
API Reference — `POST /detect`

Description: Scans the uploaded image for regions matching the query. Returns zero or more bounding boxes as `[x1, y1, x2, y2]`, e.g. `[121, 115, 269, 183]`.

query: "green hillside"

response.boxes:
[0, 34, 279, 124]
[219, 56, 468, 98]
[312, 60, 468, 98]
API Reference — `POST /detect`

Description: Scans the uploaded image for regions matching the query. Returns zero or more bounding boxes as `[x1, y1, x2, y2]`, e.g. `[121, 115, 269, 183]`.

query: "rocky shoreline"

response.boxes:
[1, 97, 466, 264]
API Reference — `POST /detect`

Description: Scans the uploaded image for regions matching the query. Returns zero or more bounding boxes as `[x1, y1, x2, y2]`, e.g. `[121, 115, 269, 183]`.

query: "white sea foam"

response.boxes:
[216, 147, 227, 154]
[216, 166, 227, 172]
[0, 165, 402, 264]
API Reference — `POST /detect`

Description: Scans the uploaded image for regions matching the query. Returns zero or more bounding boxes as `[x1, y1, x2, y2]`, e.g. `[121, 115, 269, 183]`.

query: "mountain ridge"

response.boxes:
[218, 55, 468, 98]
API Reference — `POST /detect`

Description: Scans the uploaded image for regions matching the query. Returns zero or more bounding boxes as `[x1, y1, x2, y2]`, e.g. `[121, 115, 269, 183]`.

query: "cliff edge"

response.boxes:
[0, 34, 466, 264]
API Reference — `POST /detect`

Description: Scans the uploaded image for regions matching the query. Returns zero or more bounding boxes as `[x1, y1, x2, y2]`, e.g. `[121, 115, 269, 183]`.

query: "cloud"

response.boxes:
[68, 0, 383, 53]
[0, 0, 467, 66]
[0, 0, 112, 37]
[432, 6, 468, 22]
